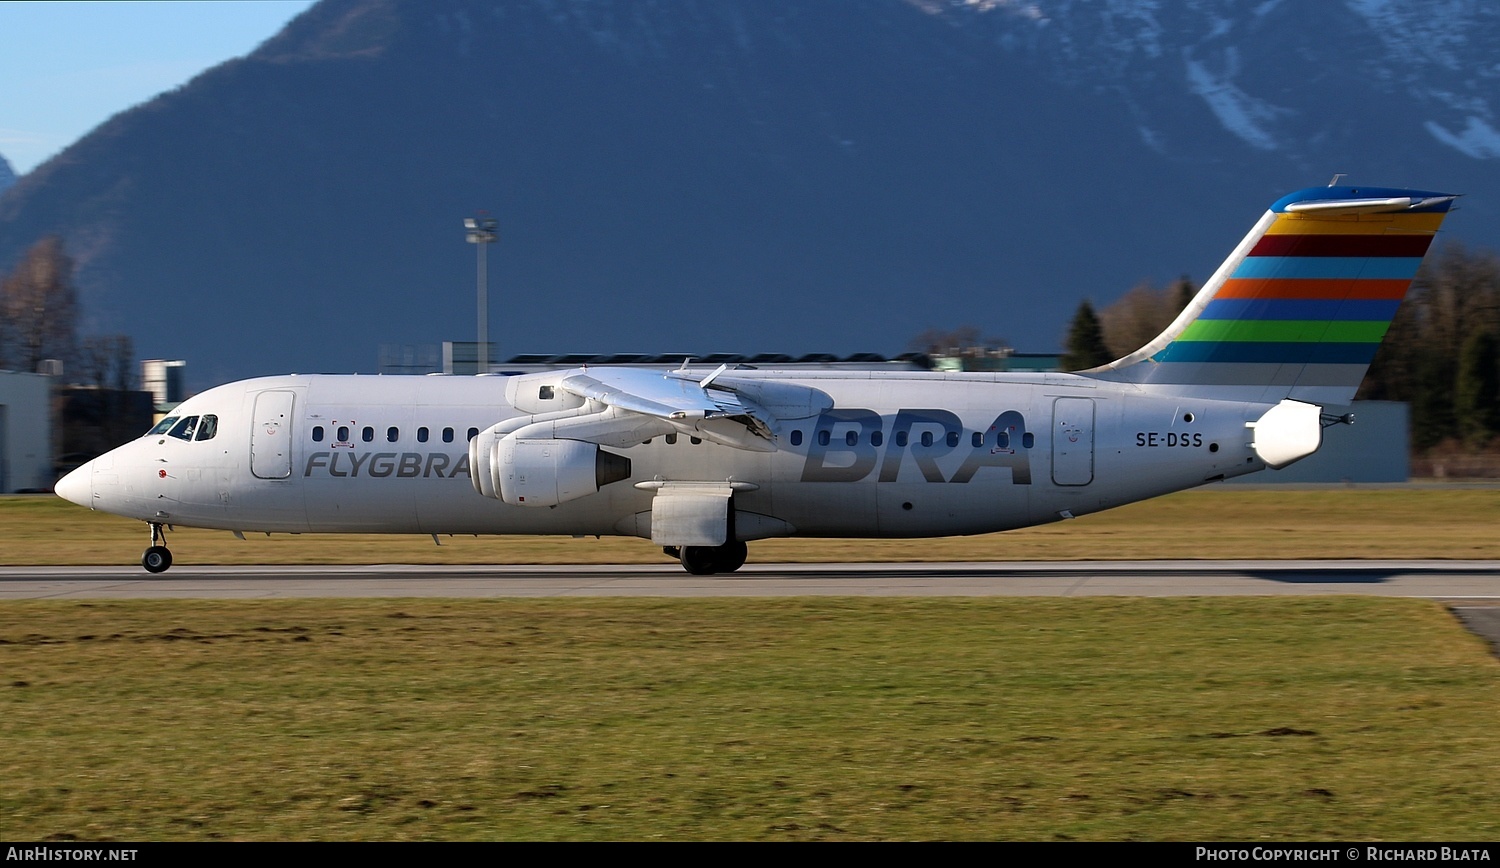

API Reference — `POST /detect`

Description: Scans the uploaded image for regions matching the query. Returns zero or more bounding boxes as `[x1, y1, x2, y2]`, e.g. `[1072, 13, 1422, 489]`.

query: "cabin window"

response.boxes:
[148, 416, 178, 437]
[1022, 433, 1035, 448]
[789, 430, 803, 447]
[442, 427, 455, 443]
[920, 431, 933, 448]
[467, 427, 479, 441]
[417, 427, 429, 443]
[690, 437, 702, 445]
[895, 431, 908, 447]
[946, 431, 960, 448]
[972, 431, 984, 447]
[997, 431, 1010, 448]
[538, 385, 555, 400]
[387, 427, 399, 443]
[168, 416, 199, 441]
[871, 430, 883, 447]
[845, 430, 858, 446]
[312, 426, 325, 442]
[362, 426, 374, 443]
[337, 426, 350, 443]
[817, 430, 831, 447]
[196, 415, 219, 442]
[665, 433, 677, 445]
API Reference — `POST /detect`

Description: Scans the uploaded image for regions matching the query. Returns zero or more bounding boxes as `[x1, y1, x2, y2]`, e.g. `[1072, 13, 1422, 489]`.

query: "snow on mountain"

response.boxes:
[918, 0, 1500, 161]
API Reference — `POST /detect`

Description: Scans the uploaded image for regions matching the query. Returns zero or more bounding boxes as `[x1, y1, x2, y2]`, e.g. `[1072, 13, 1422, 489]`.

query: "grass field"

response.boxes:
[2, 597, 1497, 841]
[5, 490, 1498, 841]
[7, 487, 1500, 566]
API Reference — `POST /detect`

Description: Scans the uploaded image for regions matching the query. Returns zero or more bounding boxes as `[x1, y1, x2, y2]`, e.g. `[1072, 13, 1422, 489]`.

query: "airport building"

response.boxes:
[141, 359, 187, 419]
[0, 371, 55, 492]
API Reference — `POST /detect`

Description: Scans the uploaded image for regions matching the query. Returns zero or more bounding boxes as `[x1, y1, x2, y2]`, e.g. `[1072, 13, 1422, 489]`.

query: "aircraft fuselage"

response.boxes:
[66, 370, 1269, 540]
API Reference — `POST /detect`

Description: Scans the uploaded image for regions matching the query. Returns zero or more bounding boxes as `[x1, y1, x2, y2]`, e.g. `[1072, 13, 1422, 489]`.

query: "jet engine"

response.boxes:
[493, 438, 631, 508]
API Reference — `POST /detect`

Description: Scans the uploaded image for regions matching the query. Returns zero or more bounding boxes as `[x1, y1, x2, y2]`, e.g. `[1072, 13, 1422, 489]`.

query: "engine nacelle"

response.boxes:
[469, 424, 503, 498]
[495, 438, 631, 507]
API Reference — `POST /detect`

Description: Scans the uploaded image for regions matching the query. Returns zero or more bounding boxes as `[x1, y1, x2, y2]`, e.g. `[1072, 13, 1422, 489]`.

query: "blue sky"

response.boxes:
[1, 0, 316, 176]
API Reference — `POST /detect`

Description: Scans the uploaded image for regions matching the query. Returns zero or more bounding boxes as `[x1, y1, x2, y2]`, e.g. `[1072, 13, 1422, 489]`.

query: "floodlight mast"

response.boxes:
[464, 215, 498, 374]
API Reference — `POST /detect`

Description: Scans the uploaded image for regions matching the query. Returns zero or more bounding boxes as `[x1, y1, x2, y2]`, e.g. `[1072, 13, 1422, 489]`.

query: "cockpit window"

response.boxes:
[168, 416, 199, 441]
[195, 414, 219, 441]
[148, 417, 179, 437]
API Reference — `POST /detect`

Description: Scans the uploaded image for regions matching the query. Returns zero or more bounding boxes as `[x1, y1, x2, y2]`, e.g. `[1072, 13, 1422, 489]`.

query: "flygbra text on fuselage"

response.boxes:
[55, 184, 1459, 574]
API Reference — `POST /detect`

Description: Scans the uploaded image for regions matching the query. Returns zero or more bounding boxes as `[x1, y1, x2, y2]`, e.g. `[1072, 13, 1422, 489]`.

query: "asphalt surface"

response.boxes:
[6, 559, 1498, 650]
[3, 559, 1500, 599]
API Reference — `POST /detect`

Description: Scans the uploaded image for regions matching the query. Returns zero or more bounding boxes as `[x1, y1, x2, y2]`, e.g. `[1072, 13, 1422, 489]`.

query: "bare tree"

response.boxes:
[906, 325, 1009, 357]
[1, 236, 79, 373]
[78, 334, 137, 392]
[1098, 280, 1190, 359]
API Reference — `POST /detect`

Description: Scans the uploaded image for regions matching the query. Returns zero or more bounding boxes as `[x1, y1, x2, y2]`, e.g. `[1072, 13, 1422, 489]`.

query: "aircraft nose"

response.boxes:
[54, 460, 93, 508]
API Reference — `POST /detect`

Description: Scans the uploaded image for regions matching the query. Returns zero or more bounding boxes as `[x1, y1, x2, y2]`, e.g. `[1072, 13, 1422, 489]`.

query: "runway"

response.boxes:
[4, 559, 1500, 601]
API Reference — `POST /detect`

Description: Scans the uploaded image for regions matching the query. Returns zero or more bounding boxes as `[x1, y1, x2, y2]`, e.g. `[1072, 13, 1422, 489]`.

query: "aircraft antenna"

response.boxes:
[1328, 173, 1347, 186]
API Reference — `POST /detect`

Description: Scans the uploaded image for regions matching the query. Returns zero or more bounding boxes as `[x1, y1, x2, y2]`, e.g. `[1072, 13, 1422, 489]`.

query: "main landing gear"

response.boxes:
[663, 541, 748, 576]
[142, 522, 173, 573]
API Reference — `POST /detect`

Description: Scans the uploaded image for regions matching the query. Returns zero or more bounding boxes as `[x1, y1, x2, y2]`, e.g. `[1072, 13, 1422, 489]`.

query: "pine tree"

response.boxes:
[1455, 328, 1500, 448]
[1172, 275, 1196, 311]
[1061, 299, 1112, 371]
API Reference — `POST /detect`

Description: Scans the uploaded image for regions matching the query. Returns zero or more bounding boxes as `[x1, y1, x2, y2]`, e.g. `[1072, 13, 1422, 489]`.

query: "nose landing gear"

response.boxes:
[142, 522, 173, 573]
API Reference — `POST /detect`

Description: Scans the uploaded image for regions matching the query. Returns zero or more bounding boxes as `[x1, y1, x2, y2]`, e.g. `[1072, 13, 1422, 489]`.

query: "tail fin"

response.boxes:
[1090, 185, 1458, 405]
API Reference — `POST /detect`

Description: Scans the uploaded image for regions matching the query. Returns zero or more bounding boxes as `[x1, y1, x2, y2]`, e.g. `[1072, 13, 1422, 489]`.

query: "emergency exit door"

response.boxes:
[1052, 397, 1095, 486]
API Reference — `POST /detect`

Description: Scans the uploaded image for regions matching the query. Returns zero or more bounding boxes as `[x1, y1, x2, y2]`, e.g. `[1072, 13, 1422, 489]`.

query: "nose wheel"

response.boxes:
[142, 522, 173, 573]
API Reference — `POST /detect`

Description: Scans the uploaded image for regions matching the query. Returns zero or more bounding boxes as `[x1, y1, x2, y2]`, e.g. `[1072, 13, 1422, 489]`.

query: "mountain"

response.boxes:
[930, 0, 1500, 163]
[0, 153, 15, 198]
[1, 0, 1497, 390]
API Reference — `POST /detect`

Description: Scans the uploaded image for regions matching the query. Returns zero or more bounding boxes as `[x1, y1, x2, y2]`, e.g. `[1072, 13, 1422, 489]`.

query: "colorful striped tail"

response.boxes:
[1091, 185, 1457, 405]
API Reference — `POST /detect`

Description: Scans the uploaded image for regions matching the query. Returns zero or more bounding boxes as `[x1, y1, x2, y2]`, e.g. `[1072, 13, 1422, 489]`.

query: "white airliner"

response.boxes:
[55, 184, 1456, 574]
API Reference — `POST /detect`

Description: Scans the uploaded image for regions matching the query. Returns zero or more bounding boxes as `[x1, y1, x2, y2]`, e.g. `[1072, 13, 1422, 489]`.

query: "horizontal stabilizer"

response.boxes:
[1282, 195, 1458, 215]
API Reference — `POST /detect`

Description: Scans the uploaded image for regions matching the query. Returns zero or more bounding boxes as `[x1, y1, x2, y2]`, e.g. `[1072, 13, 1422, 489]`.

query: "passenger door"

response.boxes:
[250, 390, 295, 479]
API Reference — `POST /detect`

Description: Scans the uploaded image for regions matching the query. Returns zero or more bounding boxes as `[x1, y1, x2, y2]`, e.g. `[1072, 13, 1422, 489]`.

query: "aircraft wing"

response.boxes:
[558, 367, 776, 451]
[560, 366, 748, 422]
